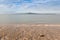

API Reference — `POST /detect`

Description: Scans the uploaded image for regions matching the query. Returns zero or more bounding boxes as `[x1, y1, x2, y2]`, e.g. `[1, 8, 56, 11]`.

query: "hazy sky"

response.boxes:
[0, 0, 60, 13]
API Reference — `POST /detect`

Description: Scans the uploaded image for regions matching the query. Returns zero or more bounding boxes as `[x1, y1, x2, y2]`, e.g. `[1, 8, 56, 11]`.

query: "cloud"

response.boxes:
[0, 0, 60, 13]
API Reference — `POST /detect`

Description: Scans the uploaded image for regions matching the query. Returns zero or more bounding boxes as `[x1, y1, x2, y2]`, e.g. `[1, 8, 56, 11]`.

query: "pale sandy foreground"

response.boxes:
[0, 24, 60, 40]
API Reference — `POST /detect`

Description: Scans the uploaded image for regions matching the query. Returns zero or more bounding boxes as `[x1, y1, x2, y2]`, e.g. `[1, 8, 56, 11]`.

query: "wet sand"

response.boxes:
[0, 24, 60, 40]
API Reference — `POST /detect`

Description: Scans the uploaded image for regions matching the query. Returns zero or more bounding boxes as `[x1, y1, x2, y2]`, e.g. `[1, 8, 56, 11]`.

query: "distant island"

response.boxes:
[12, 12, 57, 15]
[3, 12, 58, 15]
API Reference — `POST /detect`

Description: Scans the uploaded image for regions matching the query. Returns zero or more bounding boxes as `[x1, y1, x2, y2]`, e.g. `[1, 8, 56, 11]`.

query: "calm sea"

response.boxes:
[0, 14, 60, 24]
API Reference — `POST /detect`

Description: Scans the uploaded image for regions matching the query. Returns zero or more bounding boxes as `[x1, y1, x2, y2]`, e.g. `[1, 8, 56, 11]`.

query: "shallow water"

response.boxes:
[0, 14, 60, 24]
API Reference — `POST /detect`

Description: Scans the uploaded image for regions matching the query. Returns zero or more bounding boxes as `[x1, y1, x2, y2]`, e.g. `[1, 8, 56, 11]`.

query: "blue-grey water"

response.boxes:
[0, 14, 60, 24]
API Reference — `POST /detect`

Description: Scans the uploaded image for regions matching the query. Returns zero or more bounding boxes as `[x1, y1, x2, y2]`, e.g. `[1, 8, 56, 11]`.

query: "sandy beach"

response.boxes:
[0, 24, 60, 40]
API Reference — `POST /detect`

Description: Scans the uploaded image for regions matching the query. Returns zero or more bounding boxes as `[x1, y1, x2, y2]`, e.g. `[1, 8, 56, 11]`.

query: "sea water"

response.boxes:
[0, 14, 60, 24]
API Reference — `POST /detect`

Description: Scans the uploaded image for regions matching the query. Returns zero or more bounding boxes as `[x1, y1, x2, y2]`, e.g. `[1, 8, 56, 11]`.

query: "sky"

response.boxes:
[0, 0, 60, 13]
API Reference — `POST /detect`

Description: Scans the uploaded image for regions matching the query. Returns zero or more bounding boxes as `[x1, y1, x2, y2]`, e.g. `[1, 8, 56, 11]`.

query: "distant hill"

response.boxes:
[3, 12, 57, 15]
[13, 13, 57, 15]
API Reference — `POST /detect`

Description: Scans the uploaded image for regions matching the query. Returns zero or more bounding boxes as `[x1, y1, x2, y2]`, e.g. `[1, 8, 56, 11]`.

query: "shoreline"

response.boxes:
[0, 24, 60, 40]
